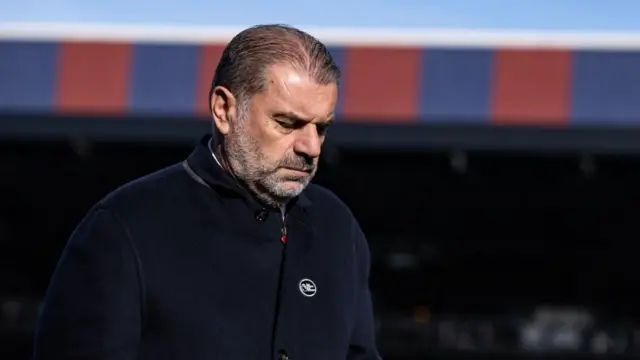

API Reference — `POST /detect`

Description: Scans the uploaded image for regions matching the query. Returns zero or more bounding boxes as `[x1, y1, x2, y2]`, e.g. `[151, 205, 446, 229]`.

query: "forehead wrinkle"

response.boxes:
[268, 83, 310, 120]
[266, 76, 296, 110]
[267, 64, 305, 93]
[264, 67, 335, 122]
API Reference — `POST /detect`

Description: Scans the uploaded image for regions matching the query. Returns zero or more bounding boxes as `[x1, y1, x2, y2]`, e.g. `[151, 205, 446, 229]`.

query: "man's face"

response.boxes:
[224, 64, 337, 206]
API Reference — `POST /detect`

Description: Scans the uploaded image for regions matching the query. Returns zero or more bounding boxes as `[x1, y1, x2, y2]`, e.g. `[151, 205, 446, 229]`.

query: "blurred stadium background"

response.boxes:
[3, 2, 640, 359]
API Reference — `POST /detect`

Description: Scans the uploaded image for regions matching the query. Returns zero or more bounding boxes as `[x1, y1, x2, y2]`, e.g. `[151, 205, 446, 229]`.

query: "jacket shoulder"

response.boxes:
[94, 162, 189, 215]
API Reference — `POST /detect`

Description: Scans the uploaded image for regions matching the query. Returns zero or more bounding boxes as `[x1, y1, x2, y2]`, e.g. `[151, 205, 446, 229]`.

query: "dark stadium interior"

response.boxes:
[2, 136, 640, 359]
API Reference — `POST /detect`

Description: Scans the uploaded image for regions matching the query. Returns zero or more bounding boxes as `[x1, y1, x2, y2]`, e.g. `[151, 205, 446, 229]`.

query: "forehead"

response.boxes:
[260, 64, 337, 120]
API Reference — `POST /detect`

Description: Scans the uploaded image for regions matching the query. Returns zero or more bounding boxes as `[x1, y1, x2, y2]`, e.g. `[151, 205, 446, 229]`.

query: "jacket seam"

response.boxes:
[182, 160, 210, 189]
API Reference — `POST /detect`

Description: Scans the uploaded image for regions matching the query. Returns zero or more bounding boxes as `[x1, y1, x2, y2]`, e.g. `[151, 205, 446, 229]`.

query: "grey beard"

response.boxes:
[221, 141, 294, 209]
[252, 182, 291, 209]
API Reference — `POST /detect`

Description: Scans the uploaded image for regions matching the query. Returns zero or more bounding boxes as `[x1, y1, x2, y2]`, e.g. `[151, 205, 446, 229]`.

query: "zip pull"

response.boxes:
[280, 208, 287, 244]
[280, 222, 287, 244]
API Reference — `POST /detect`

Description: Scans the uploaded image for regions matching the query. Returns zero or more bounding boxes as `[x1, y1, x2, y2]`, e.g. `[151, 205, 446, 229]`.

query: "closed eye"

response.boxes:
[316, 121, 332, 135]
[272, 113, 333, 134]
[274, 119, 302, 130]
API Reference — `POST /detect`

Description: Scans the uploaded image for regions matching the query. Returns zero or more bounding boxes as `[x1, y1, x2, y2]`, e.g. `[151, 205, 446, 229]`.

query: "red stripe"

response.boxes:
[195, 44, 226, 117]
[342, 46, 421, 122]
[56, 42, 131, 115]
[491, 49, 572, 126]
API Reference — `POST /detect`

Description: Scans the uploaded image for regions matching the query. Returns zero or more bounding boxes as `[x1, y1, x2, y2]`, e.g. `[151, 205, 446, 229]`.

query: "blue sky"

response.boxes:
[2, 0, 639, 31]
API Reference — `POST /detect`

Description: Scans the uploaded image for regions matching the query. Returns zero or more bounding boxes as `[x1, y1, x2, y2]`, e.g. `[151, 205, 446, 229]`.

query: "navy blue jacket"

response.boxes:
[34, 135, 381, 360]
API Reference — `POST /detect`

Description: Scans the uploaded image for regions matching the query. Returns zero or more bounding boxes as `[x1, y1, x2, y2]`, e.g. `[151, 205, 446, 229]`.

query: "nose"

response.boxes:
[293, 124, 322, 159]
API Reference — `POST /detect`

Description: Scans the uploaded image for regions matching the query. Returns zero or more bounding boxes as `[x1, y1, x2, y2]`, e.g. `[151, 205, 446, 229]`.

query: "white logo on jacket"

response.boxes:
[299, 278, 317, 297]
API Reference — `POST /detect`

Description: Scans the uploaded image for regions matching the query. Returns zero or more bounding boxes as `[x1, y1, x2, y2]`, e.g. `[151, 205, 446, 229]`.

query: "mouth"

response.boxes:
[282, 167, 312, 175]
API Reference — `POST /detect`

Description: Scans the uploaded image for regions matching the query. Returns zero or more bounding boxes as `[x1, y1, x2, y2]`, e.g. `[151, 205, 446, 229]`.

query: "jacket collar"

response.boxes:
[184, 134, 311, 211]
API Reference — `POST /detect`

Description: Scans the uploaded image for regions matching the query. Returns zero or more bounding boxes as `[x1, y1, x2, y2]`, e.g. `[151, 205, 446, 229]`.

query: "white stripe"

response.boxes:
[2, 22, 640, 50]
[207, 138, 222, 168]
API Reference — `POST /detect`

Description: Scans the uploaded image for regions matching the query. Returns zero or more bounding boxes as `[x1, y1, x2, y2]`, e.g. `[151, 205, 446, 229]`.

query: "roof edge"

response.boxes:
[3, 22, 640, 50]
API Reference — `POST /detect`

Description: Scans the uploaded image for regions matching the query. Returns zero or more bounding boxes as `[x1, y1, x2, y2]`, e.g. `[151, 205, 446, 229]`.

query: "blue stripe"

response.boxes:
[327, 46, 345, 119]
[129, 44, 199, 116]
[0, 41, 58, 112]
[571, 50, 640, 125]
[419, 49, 493, 123]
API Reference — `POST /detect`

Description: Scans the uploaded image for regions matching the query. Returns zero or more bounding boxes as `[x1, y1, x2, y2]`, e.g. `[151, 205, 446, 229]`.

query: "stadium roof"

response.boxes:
[3, 22, 640, 50]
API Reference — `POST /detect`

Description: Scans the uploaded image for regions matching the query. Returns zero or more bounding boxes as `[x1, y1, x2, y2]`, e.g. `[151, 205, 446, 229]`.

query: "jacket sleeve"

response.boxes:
[33, 206, 143, 360]
[348, 221, 383, 360]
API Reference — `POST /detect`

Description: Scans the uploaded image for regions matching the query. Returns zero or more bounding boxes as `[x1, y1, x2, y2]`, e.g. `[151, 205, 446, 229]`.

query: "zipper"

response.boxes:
[271, 207, 289, 360]
[280, 208, 287, 244]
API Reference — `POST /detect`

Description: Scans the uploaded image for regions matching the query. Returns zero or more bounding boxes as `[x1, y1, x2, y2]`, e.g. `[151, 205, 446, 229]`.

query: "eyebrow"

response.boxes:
[273, 112, 334, 124]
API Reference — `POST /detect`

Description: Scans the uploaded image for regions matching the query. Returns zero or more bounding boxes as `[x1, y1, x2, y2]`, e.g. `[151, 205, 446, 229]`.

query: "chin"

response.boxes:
[283, 181, 306, 192]
[275, 181, 307, 198]
[260, 174, 311, 200]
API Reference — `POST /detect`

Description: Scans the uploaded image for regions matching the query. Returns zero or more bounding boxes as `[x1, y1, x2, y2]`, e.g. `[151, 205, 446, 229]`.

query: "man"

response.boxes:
[33, 24, 381, 360]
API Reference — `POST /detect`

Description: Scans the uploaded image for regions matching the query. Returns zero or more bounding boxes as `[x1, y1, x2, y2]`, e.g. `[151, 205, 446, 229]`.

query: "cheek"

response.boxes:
[265, 142, 293, 163]
[241, 119, 277, 154]
[243, 115, 295, 163]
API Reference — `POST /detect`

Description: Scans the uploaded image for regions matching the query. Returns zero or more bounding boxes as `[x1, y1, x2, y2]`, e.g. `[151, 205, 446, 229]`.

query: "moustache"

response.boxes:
[278, 156, 315, 172]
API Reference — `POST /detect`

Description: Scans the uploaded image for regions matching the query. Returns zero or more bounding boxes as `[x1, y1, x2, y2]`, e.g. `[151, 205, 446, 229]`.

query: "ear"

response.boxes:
[210, 86, 238, 135]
